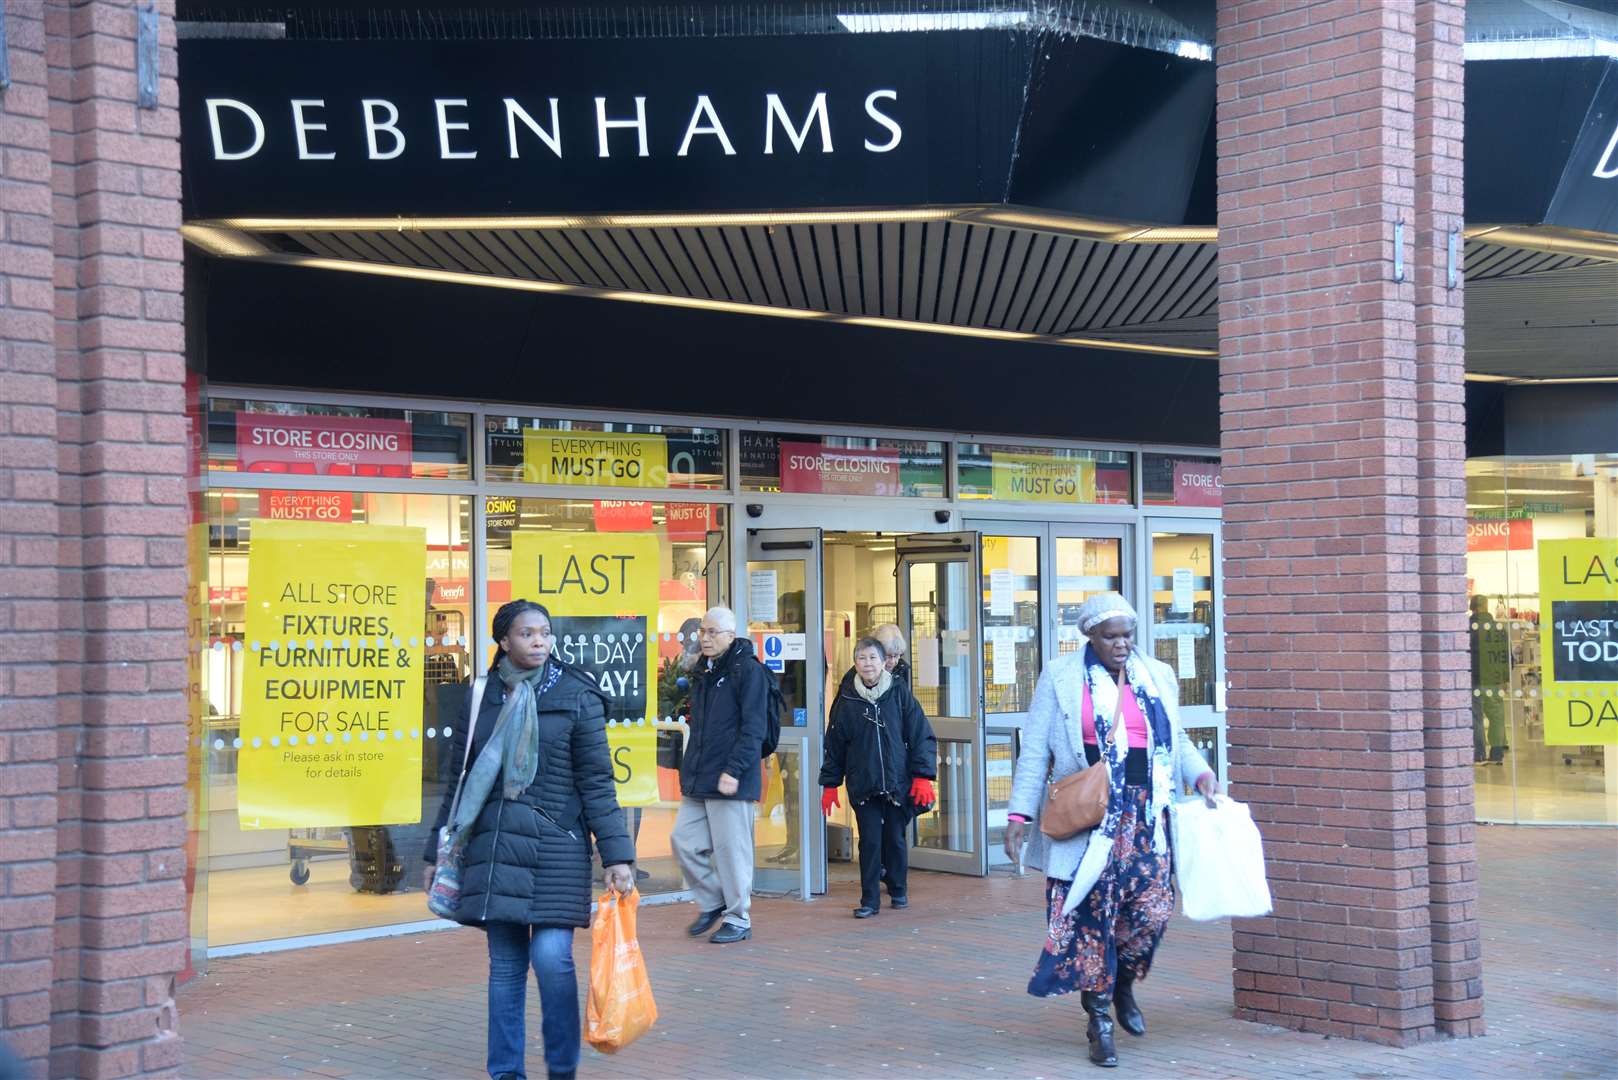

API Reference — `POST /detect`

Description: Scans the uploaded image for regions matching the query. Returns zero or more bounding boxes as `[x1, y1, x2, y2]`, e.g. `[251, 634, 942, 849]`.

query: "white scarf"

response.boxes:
[852, 669, 892, 705]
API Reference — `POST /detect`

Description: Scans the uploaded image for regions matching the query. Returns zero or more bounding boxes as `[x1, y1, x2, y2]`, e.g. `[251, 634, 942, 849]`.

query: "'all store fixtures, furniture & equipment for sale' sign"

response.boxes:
[239, 520, 427, 828]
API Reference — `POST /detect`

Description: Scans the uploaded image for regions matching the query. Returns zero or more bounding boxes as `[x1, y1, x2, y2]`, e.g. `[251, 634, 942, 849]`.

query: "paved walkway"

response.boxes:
[177, 827, 1617, 1079]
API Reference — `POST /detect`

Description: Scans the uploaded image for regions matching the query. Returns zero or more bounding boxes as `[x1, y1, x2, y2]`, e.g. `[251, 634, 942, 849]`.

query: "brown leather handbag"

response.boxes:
[1040, 727, 1114, 840]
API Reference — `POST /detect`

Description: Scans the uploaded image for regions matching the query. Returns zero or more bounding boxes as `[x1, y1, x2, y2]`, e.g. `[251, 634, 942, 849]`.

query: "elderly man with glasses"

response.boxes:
[670, 606, 770, 944]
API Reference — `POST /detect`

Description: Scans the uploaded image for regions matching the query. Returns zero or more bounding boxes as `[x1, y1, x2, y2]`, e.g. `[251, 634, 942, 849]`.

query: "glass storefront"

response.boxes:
[190, 391, 1226, 960]
[1466, 455, 1618, 825]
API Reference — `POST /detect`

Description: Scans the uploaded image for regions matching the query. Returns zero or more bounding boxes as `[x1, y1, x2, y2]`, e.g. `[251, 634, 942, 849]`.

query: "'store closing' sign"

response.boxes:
[1538, 539, 1618, 745]
[238, 520, 426, 828]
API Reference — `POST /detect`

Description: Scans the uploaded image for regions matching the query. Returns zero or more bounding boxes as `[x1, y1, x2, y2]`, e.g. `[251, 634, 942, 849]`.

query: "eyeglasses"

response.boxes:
[696, 627, 733, 637]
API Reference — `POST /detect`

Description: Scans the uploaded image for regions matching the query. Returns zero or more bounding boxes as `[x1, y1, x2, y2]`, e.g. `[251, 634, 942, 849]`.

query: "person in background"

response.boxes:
[820, 636, 936, 918]
[1470, 595, 1509, 765]
[671, 606, 768, 944]
[1003, 592, 1217, 1069]
[423, 600, 635, 1080]
[872, 623, 910, 687]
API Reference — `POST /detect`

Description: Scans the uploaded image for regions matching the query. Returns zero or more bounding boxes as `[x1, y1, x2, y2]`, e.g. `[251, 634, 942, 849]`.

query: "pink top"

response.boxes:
[1082, 674, 1149, 748]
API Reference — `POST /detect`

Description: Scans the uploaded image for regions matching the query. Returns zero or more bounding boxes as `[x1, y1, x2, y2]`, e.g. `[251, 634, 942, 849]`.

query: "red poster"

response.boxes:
[665, 503, 714, 542]
[1467, 518, 1535, 551]
[779, 441, 901, 497]
[593, 500, 655, 531]
[260, 490, 352, 522]
[431, 579, 470, 605]
[236, 413, 412, 476]
[1173, 460, 1223, 507]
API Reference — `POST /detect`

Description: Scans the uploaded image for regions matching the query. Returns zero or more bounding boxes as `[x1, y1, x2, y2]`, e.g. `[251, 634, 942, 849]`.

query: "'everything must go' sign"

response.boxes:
[521, 429, 669, 488]
[238, 520, 427, 828]
[1537, 539, 1618, 745]
[509, 531, 662, 804]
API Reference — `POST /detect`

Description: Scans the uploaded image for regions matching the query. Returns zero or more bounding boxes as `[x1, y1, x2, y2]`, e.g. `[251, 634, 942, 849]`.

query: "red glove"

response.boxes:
[821, 787, 840, 816]
[909, 778, 936, 807]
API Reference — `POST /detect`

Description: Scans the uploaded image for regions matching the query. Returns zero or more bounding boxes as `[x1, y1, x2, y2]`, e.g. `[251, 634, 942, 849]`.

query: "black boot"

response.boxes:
[1081, 990, 1118, 1067]
[1114, 972, 1145, 1037]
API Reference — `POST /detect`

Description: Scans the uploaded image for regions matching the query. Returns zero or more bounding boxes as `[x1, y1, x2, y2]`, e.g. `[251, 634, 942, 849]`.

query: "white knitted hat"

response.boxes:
[1076, 591, 1139, 634]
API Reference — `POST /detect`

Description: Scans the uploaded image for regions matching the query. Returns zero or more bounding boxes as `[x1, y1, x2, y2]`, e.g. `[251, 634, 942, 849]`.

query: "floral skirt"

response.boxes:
[1027, 785, 1174, 998]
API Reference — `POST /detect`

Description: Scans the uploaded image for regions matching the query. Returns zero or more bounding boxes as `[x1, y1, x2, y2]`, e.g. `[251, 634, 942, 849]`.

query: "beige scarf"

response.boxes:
[853, 668, 892, 705]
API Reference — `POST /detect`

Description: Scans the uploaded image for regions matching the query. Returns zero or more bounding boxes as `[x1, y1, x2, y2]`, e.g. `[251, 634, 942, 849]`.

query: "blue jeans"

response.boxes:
[484, 922, 579, 1079]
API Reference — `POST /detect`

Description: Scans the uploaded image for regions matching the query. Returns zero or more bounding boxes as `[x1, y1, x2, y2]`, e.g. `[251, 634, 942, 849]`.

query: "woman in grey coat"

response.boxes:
[1003, 592, 1217, 1068]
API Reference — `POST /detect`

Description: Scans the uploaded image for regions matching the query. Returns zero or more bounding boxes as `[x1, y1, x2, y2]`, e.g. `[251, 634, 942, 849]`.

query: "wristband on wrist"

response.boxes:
[1007, 813, 1030, 824]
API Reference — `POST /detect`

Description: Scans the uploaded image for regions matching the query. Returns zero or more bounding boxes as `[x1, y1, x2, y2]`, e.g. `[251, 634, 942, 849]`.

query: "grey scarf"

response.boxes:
[853, 668, 892, 705]
[450, 657, 561, 844]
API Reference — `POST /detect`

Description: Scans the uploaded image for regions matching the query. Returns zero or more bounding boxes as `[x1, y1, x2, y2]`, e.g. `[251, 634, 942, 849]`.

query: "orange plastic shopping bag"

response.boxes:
[586, 888, 657, 1054]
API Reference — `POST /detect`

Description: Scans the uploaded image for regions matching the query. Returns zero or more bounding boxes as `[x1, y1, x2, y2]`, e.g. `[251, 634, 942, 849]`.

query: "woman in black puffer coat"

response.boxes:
[423, 600, 634, 1080]
[819, 636, 936, 919]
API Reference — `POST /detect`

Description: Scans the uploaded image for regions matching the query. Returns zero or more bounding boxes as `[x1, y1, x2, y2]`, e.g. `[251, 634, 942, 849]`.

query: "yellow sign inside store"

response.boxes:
[510, 531, 661, 804]
[522, 429, 669, 488]
[991, 452, 1095, 503]
[1537, 538, 1618, 745]
[239, 520, 427, 829]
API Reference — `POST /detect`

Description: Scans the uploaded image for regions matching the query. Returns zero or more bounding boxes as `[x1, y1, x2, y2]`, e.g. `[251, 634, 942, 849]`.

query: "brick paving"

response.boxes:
[177, 826, 1616, 1079]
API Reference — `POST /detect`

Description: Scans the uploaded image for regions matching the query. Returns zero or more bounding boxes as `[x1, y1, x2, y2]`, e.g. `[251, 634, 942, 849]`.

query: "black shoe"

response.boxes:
[1082, 990, 1118, 1067]
[687, 907, 725, 937]
[710, 923, 751, 944]
[767, 847, 799, 864]
[1114, 973, 1145, 1037]
[889, 895, 909, 909]
[634, 867, 651, 881]
[853, 905, 879, 918]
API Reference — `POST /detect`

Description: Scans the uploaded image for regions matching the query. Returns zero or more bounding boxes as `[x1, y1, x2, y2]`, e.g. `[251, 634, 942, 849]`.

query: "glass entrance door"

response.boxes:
[897, 532, 986, 876]
[744, 528, 823, 896]
[1144, 521, 1224, 785]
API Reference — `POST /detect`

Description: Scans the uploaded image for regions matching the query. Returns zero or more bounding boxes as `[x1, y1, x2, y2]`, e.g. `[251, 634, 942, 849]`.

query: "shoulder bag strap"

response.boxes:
[444, 675, 488, 827]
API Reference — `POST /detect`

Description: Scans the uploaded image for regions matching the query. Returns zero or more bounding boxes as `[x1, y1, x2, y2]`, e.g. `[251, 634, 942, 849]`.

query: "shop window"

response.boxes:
[982, 535, 1041, 715]
[207, 399, 472, 480]
[485, 415, 726, 489]
[199, 490, 473, 947]
[1149, 531, 1215, 708]
[1466, 456, 1617, 826]
[958, 443, 1133, 505]
[485, 498, 730, 893]
[1054, 536, 1124, 656]
[1142, 452, 1221, 507]
[740, 431, 946, 498]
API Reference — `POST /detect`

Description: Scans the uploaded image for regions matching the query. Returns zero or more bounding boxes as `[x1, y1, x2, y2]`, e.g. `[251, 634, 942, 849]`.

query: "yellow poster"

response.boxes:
[510, 532, 661, 799]
[1537, 539, 1618, 745]
[990, 452, 1095, 503]
[606, 722, 659, 807]
[521, 429, 669, 489]
[239, 520, 427, 829]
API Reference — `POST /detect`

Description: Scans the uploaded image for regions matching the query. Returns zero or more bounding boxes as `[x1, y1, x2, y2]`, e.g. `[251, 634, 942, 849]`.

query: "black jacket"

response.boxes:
[423, 661, 634, 928]
[819, 668, 936, 806]
[681, 637, 769, 801]
[890, 657, 911, 689]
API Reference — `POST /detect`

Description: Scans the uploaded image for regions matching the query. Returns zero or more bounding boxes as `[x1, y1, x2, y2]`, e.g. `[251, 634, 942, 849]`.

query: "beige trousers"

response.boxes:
[671, 797, 756, 929]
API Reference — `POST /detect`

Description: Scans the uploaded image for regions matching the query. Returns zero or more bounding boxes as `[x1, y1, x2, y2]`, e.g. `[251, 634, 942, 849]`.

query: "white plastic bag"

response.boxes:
[1171, 795, 1273, 921]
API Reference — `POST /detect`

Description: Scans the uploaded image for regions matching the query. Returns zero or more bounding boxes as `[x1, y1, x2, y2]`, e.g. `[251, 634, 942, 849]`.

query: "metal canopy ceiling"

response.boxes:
[183, 213, 1617, 374]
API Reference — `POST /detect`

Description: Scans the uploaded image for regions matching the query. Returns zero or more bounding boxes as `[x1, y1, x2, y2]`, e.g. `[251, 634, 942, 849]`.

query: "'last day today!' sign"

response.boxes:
[509, 531, 661, 805]
[239, 520, 427, 828]
[1538, 539, 1618, 745]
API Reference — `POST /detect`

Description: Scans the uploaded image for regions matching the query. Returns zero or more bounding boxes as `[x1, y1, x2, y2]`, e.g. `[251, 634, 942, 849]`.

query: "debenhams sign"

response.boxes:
[178, 35, 966, 218]
[203, 91, 904, 162]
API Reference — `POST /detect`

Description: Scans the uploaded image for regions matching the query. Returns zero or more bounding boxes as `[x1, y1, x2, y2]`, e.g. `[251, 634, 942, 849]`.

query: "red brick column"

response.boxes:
[1216, 0, 1477, 1046]
[0, 3, 187, 1077]
[1, 7, 68, 1073]
[1412, 0, 1485, 1038]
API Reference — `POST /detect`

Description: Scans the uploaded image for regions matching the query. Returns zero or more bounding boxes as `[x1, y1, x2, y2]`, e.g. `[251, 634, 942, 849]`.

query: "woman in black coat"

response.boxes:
[819, 636, 937, 918]
[423, 600, 635, 1080]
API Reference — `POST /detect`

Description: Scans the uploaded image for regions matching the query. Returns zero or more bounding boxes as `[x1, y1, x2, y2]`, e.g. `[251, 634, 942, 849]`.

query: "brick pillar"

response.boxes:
[0, 3, 187, 1077]
[1412, 0, 1485, 1038]
[1216, 0, 1478, 1046]
[1, 7, 67, 1073]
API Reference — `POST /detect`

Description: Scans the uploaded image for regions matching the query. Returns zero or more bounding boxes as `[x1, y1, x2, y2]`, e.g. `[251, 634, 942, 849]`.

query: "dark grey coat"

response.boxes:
[423, 661, 635, 928]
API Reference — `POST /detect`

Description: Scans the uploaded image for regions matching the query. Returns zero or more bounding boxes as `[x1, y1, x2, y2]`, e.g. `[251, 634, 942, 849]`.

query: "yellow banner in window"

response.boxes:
[521, 429, 669, 488]
[238, 520, 427, 829]
[606, 723, 660, 807]
[990, 453, 1095, 503]
[1538, 538, 1618, 745]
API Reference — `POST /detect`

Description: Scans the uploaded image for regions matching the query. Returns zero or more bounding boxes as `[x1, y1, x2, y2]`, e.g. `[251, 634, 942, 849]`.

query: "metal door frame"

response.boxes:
[896, 530, 987, 876]
[743, 527, 824, 898]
